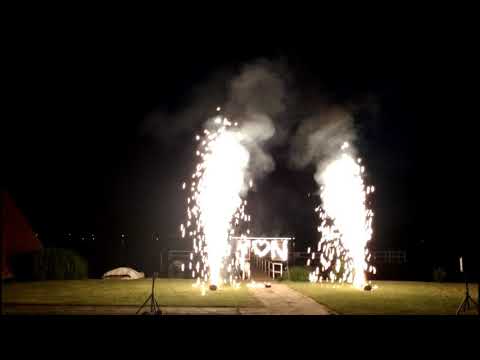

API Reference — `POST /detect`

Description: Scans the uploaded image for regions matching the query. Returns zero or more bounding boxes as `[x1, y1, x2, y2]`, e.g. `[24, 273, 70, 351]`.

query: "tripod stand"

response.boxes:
[456, 272, 478, 315]
[136, 272, 162, 315]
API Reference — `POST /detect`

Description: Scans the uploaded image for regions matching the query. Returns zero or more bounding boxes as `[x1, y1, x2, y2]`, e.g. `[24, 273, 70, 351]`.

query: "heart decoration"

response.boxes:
[252, 240, 271, 258]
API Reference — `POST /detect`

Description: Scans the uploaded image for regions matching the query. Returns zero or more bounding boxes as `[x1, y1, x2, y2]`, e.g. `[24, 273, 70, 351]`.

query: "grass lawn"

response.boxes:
[2, 278, 261, 308]
[286, 281, 480, 315]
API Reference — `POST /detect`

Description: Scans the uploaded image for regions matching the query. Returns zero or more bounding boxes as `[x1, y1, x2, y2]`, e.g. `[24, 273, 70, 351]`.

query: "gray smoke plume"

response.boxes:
[225, 60, 287, 181]
[142, 59, 288, 181]
[225, 60, 286, 119]
[289, 105, 357, 182]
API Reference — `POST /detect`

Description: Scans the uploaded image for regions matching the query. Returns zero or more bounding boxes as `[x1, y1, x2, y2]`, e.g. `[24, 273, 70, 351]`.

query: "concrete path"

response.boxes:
[246, 283, 333, 315]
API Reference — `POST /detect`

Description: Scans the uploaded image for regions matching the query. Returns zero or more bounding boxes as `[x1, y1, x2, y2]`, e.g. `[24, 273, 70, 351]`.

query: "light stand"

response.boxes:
[456, 257, 478, 315]
[136, 272, 162, 315]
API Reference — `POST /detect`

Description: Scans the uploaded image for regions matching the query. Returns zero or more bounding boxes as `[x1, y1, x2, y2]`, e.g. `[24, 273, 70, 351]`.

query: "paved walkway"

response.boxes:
[246, 283, 333, 315]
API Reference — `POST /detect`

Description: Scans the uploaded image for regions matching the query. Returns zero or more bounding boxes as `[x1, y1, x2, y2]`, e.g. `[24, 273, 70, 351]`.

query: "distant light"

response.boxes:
[216, 107, 221, 111]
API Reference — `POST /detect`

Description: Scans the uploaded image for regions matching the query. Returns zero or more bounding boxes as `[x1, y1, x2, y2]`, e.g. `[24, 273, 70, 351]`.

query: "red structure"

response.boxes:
[1, 191, 42, 279]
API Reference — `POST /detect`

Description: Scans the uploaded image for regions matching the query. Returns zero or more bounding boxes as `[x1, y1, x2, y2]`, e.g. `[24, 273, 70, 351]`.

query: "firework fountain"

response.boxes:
[180, 109, 253, 292]
[308, 142, 376, 289]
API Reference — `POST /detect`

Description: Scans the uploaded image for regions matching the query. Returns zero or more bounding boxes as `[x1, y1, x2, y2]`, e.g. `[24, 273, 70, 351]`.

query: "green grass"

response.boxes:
[2, 279, 261, 308]
[286, 281, 479, 315]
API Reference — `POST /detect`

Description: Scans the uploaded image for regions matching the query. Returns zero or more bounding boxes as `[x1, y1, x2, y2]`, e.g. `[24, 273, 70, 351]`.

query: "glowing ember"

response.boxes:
[246, 280, 264, 288]
[309, 142, 375, 289]
[180, 110, 251, 290]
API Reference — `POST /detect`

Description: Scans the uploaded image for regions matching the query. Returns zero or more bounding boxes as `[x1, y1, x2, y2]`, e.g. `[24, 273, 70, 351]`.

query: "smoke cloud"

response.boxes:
[142, 59, 288, 182]
[226, 60, 287, 181]
[290, 106, 356, 165]
[141, 58, 379, 191]
[289, 105, 358, 191]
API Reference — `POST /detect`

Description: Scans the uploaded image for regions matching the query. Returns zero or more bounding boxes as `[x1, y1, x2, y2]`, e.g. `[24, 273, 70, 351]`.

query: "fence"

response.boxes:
[163, 248, 407, 279]
[372, 250, 407, 264]
[289, 250, 407, 265]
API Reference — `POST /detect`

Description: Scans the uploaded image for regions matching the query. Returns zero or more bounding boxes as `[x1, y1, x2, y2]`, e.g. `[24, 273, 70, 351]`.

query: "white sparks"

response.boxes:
[180, 116, 251, 290]
[309, 143, 375, 289]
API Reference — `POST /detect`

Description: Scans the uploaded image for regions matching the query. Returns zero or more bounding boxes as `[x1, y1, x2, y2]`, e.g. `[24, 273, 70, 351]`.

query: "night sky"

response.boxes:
[6, 25, 473, 278]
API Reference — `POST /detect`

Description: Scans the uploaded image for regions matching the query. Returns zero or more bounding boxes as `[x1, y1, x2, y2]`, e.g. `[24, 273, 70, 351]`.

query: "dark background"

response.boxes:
[3, 16, 476, 280]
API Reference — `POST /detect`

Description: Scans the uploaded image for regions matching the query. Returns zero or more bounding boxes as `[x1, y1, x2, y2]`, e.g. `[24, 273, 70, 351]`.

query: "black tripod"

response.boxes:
[136, 272, 162, 315]
[456, 271, 478, 315]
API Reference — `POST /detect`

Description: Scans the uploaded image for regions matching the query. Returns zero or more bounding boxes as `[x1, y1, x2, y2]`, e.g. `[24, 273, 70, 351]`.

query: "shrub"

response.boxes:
[10, 252, 36, 280]
[11, 248, 88, 281]
[282, 266, 310, 282]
